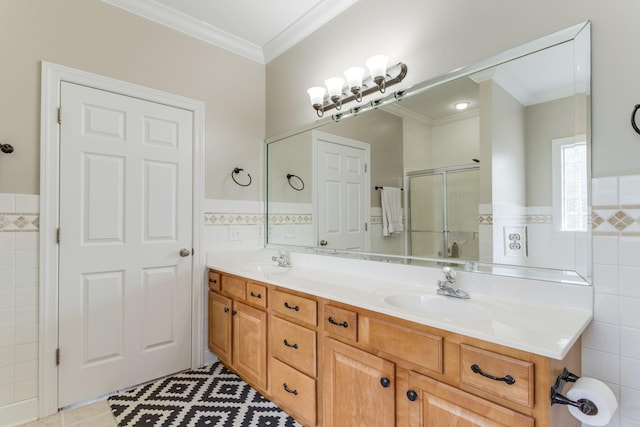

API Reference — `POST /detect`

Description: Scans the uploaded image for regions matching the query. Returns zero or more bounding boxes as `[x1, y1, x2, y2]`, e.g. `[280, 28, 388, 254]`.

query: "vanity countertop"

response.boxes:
[207, 250, 593, 360]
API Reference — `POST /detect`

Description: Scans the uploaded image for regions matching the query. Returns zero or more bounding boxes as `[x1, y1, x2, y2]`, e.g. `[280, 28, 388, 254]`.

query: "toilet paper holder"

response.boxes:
[550, 368, 598, 415]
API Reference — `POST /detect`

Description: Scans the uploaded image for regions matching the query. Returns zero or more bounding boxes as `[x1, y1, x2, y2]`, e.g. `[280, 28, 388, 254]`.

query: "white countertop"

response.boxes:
[207, 250, 593, 360]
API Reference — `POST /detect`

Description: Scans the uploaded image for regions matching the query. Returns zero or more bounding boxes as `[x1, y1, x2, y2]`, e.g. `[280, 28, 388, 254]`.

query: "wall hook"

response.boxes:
[231, 167, 252, 187]
[286, 173, 305, 191]
[632, 104, 640, 135]
[1, 144, 14, 154]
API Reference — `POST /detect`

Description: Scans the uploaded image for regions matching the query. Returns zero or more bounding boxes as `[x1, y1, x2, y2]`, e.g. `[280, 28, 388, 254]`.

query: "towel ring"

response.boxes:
[286, 174, 305, 191]
[231, 167, 252, 187]
[632, 104, 640, 135]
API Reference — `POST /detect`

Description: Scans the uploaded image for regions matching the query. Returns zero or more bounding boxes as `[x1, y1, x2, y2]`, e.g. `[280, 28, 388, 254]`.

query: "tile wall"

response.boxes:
[588, 174, 640, 427]
[0, 194, 40, 413]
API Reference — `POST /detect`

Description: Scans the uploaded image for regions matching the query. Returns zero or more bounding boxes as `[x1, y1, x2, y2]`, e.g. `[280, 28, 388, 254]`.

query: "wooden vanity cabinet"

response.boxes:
[208, 272, 268, 392]
[208, 270, 581, 427]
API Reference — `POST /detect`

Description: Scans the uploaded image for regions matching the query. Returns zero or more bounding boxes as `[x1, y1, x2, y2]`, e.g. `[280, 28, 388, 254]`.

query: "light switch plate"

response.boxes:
[229, 225, 241, 241]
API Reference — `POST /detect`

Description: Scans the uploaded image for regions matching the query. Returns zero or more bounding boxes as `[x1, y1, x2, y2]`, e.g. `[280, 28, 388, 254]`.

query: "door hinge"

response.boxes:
[191, 248, 194, 256]
[55, 348, 60, 366]
[365, 222, 368, 231]
[57, 107, 62, 124]
[365, 163, 367, 173]
[56, 228, 60, 244]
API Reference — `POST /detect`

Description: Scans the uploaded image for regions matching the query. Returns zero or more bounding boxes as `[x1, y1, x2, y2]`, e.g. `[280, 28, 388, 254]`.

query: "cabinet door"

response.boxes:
[406, 371, 534, 427]
[209, 292, 232, 363]
[233, 301, 268, 390]
[323, 338, 395, 427]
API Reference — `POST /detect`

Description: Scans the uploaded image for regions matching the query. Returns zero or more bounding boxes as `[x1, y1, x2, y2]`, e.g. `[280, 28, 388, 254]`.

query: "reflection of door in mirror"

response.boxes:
[313, 131, 370, 251]
[409, 167, 479, 260]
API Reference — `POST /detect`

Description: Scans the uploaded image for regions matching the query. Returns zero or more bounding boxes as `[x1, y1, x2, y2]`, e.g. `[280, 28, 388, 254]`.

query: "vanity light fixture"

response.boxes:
[453, 101, 471, 111]
[307, 55, 408, 117]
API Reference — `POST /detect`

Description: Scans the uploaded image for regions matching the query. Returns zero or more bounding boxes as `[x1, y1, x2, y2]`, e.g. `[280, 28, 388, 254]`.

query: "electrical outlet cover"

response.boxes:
[503, 225, 527, 257]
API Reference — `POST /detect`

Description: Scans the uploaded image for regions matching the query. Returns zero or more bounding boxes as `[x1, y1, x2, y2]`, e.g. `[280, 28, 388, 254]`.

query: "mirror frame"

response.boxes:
[265, 21, 591, 285]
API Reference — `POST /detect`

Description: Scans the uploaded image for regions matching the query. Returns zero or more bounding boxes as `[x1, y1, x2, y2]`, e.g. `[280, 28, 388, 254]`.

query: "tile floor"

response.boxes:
[19, 400, 117, 426]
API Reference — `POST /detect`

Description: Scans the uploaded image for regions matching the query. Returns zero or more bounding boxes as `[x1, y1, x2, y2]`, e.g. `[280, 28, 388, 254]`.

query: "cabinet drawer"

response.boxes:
[271, 290, 317, 326]
[359, 315, 443, 374]
[208, 271, 221, 292]
[246, 282, 267, 309]
[270, 357, 316, 426]
[460, 344, 534, 408]
[271, 316, 316, 377]
[323, 305, 358, 341]
[221, 275, 246, 300]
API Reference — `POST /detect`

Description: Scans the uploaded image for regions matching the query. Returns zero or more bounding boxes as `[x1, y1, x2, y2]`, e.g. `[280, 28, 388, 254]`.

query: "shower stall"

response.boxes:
[407, 165, 479, 260]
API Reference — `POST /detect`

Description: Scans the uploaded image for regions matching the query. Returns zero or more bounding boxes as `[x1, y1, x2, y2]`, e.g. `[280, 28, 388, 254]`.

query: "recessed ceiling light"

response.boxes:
[453, 101, 471, 111]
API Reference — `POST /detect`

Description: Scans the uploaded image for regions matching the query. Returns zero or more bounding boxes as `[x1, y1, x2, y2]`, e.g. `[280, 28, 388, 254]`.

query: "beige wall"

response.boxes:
[0, 0, 265, 200]
[266, 0, 640, 179]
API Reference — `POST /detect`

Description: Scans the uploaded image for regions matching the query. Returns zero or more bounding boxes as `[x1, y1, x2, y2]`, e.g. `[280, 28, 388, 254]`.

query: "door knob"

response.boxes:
[320, 240, 328, 246]
[179, 248, 191, 257]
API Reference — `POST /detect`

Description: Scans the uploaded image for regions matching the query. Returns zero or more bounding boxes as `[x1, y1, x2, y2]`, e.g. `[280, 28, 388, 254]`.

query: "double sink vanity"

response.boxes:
[207, 250, 592, 427]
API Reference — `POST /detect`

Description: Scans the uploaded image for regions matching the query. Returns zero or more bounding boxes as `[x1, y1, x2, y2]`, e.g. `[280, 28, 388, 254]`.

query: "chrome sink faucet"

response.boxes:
[437, 266, 470, 299]
[272, 252, 291, 268]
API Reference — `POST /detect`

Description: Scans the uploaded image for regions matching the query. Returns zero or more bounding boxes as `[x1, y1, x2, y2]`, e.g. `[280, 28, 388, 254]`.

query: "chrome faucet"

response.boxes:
[437, 266, 470, 299]
[272, 252, 291, 268]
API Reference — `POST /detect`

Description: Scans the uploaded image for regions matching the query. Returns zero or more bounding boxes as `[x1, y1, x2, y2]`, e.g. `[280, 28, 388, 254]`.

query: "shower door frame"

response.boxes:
[406, 164, 479, 259]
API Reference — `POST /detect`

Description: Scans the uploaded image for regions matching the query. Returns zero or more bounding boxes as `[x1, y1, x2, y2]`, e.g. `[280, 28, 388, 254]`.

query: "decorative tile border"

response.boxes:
[268, 214, 312, 225]
[478, 214, 493, 225]
[592, 205, 640, 235]
[0, 213, 39, 232]
[204, 213, 265, 226]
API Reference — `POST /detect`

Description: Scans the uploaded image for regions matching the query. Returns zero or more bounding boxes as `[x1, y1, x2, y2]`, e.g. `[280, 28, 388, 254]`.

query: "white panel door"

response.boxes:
[314, 132, 370, 251]
[58, 82, 193, 406]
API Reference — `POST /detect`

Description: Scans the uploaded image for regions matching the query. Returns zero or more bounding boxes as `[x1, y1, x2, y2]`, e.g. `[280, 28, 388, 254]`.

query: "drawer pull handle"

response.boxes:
[380, 377, 391, 388]
[209, 279, 217, 284]
[327, 317, 349, 328]
[406, 390, 418, 401]
[250, 291, 262, 299]
[223, 307, 229, 313]
[283, 339, 299, 349]
[283, 383, 298, 395]
[471, 364, 515, 385]
[231, 310, 237, 316]
[284, 302, 300, 311]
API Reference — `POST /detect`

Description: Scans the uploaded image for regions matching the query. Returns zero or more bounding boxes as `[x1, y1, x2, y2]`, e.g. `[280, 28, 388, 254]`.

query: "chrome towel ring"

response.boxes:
[231, 167, 252, 187]
[286, 173, 305, 191]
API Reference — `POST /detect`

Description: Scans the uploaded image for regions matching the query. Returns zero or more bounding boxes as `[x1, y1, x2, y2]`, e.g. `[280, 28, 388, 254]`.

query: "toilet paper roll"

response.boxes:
[566, 377, 618, 426]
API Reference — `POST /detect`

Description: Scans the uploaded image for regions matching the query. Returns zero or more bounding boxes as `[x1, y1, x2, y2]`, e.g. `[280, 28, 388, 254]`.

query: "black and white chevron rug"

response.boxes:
[108, 362, 302, 427]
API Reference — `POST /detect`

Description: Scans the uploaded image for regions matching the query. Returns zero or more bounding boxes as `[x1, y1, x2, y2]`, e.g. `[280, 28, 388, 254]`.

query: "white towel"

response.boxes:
[381, 187, 403, 236]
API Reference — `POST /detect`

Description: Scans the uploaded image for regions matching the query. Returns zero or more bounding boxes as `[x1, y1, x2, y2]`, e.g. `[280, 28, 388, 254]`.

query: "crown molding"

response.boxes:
[263, 0, 361, 63]
[101, 0, 265, 63]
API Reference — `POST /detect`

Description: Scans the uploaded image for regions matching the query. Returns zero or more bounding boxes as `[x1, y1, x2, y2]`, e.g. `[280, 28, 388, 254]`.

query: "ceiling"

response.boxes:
[101, 0, 361, 64]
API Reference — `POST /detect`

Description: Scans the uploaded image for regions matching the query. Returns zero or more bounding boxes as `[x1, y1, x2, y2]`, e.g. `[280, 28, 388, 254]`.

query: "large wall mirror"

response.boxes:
[266, 22, 591, 285]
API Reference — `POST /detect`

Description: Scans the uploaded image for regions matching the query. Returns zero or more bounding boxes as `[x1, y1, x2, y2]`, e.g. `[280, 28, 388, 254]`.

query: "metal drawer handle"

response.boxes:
[471, 364, 515, 385]
[283, 383, 298, 395]
[209, 279, 217, 284]
[283, 339, 299, 349]
[328, 317, 349, 328]
[284, 302, 300, 311]
[250, 291, 262, 299]
[223, 307, 229, 313]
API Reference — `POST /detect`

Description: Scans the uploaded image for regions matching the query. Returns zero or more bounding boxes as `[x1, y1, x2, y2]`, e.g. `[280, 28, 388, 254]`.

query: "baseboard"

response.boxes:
[0, 398, 39, 426]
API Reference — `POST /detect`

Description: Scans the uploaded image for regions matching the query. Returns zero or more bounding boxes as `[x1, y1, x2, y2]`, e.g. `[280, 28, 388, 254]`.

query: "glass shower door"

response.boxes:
[409, 167, 479, 260]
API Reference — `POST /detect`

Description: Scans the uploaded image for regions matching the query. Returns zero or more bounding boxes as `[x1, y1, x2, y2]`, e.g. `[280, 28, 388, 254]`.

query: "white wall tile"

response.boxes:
[0, 309, 13, 329]
[14, 250, 37, 269]
[620, 237, 640, 267]
[14, 360, 37, 382]
[0, 234, 15, 251]
[0, 252, 14, 271]
[621, 297, 640, 329]
[0, 384, 13, 407]
[593, 264, 620, 295]
[0, 270, 14, 291]
[14, 195, 39, 213]
[619, 175, 640, 206]
[14, 233, 38, 251]
[14, 325, 37, 345]
[620, 417, 640, 427]
[583, 321, 620, 353]
[620, 267, 640, 298]
[0, 290, 13, 309]
[13, 378, 37, 401]
[0, 328, 12, 347]
[0, 346, 14, 367]
[14, 307, 37, 327]
[594, 294, 621, 324]
[621, 327, 640, 359]
[593, 177, 619, 206]
[620, 387, 640, 423]
[0, 194, 16, 213]
[582, 348, 620, 384]
[621, 357, 640, 390]
[13, 342, 36, 362]
[14, 268, 37, 287]
[0, 366, 13, 386]
[14, 288, 37, 308]
[594, 235, 620, 266]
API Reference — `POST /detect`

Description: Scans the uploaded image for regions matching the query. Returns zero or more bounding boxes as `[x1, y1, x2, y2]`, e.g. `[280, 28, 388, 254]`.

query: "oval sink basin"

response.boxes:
[383, 293, 496, 321]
